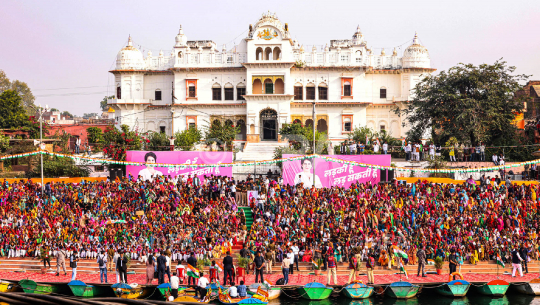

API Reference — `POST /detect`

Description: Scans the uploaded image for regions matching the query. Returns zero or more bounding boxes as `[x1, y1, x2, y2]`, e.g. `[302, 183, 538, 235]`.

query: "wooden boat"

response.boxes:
[218, 286, 268, 304]
[342, 281, 374, 299]
[0, 280, 20, 293]
[68, 280, 110, 298]
[514, 278, 540, 295]
[386, 281, 419, 299]
[297, 282, 333, 300]
[476, 279, 509, 297]
[248, 283, 281, 300]
[19, 279, 69, 295]
[111, 283, 152, 299]
[173, 287, 212, 304]
[436, 279, 471, 297]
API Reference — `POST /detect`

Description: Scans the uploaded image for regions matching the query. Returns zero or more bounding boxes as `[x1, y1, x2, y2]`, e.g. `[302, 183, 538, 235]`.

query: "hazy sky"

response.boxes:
[1, 0, 539, 115]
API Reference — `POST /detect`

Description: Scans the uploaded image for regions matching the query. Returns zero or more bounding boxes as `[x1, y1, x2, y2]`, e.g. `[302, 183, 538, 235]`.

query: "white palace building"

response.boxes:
[108, 12, 434, 144]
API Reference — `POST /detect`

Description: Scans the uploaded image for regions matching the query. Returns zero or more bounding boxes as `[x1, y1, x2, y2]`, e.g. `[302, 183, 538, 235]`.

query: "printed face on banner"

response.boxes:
[282, 154, 391, 188]
[126, 151, 233, 181]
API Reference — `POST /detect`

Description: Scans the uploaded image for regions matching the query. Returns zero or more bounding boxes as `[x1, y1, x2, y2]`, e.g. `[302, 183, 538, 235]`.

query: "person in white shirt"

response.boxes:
[291, 243, 300, 273]
[373, 143, 379, 154]
[195, 272, 210, 299]
[170, 272, 180, 299]
[228, 285, 238, 298]
[382, 142, 388, 155]
[176, 264, 185, 284]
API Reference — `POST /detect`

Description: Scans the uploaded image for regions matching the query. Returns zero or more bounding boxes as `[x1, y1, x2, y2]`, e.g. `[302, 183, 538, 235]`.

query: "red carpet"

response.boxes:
[0, 271, 536, 285]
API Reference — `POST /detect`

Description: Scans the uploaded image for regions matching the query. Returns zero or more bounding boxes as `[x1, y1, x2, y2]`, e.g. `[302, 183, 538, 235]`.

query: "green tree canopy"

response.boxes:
[0, 70, 36, 114]
[0, 90, 30, 129]
[204, 119, 239, 150]
[101, 95, 114, 111]
[400, 59, 529, 146]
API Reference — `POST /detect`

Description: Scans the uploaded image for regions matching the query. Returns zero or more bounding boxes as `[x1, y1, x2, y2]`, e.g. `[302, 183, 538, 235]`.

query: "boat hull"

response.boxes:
[69, 284, 109, 298]
[386, 286, 419, 299]
[476, 284, 509, 296]
[173, 295, 211, 304]
[248, 287, 281, 300]
[0, 281, 19, 293]
[19, 280, 66, 295]
[514, 282, 540, 295]
[112, 285, 152, 299]
[342, 287, 374, 299]
[298, 287, 333, 300]
[436, 284, 470, 297]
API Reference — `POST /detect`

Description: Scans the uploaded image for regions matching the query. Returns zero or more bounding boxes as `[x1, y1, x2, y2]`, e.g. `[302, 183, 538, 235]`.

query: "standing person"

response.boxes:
[195, 272, 209, 299]
[157, 251, 167, 284]
[448, 249, 457, 275]
[383, 142, 388, 155]
[107, 246, 115, 272]
[97, 250, 108, 283]
[56, 245, 67, 276]
[75, 136, 81, 154]
[117, 250, 128, 284]
[327, 252, 337, 285]
[264, 249, 273, 274]
[287, 249, 295, 275]
[349, 141, 356, 155]
[366, 252, 375, 285]
[222, 251, 234, 286]
[416, 245, 427, 277]
[449, 145, 456, 162]
[281, 255, 290, 285]
[187, 252, 198, 286]
[520, 244, 529, 274]
[170, 272, 180, 299]
[340, 142, 347, 155]
[291, 242, 300, 273]
[41, 245, 51, 269]
[254, 252, 265, 283]
[70, 250, 79, 281]
[348, 250, 359, 283]
[169, 136, 175, 151]
[511, 246, 524, 277]
[146, 252, 156, 285]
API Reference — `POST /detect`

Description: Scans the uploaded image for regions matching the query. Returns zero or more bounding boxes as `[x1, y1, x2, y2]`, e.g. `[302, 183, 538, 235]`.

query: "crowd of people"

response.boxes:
[0, 170, 538, 285]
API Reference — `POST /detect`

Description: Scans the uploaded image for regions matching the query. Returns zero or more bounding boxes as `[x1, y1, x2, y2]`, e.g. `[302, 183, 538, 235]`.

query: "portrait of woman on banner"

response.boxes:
[294, 158, 322, 188]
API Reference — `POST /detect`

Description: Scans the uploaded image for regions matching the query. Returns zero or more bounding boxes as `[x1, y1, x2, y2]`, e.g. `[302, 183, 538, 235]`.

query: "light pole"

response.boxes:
[31, 104, 49, 195]
[312, 101, 316, 184]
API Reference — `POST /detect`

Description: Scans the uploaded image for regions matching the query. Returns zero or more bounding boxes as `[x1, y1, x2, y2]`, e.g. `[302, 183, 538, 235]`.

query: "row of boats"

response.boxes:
[1, 275, 539, 303]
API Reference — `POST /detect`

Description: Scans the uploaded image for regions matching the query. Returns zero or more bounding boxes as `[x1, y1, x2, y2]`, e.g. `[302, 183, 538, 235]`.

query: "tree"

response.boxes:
[102, 125, 143, 161]
[175, 128, 202, 151]
[147, 131, 170, 151]
[279, 122, 329, 154]
[86, 127, 103, 145]
[0, 70, 36, 114]
[0, 90, 30, 129]
[0, 70, 10, 92]
[204, 120, 239, 150]
[0, 133, 9, 153]
[61, 111, 73, 119]
[26, 157, 90, 178]
[400, 59, 529, 146]
[50, 108, 59, 112]
[101, 96, 114, 111]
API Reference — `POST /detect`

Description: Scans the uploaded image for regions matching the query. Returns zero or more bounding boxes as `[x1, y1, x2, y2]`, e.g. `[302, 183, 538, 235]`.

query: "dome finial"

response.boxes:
[128, 35, 132, 46]
[413, 32, 420, 45]
[178, 25, 183, 35]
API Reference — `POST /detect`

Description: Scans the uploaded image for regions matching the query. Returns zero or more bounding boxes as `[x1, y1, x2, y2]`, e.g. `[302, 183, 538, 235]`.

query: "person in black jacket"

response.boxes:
[117, 250, 128, 284]
[187, 252, 198, 286]
[254, 252, 265, 283]
[222, 251, 234, 286]
[157, 250, 167, 284]
[520, 244, 529, 274]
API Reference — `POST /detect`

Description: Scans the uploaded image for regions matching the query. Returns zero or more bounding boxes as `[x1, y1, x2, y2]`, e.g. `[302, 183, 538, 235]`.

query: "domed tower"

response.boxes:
[402, 32, 430, 68]
[352, 25, 364, 45]
[116, 36, 145, 70]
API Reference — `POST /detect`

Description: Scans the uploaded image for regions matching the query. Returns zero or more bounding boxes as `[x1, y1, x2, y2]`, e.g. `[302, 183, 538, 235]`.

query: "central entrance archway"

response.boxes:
[260, 108, 278, 141]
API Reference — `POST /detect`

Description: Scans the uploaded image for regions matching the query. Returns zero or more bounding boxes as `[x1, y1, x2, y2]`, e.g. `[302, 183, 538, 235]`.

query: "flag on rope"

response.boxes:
[496, 254, 505, 268]
[427, 259, 435, 265]
[393, 247, 409, 260]
[366, 136, 370, 145]
[187, 264, 200, 278]
[215, 261, 224, 273]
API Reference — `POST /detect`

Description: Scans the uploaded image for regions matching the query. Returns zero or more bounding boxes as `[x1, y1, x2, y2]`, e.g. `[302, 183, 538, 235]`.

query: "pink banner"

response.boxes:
[282, 154, 391, 188]
[126, 151, 233, 182]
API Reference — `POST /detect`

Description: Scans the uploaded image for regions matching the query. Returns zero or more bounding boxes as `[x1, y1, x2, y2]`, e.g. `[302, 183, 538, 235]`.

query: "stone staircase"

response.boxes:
[236, 142, 288, 161]
[0, 255, 535, 277]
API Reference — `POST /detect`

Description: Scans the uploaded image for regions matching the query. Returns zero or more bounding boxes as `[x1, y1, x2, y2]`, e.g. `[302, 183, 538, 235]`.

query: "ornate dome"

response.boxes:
[402, 32, 430, 68]
[352, 25, 364, 45]
[116, 36, 145, 70]
[249, 11, 286, 38]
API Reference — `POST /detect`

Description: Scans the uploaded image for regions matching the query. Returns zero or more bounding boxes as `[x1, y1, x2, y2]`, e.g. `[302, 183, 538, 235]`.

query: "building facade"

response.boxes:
[108, 12, 435, 142]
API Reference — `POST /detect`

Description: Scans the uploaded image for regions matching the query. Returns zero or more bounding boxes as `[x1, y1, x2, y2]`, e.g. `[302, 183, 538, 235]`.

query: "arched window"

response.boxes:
[305, 119, 313, 127]
[236, 119, 246, 140]
[224, 83, 234, 100]
[294, 85, 303, 100]
[212, 83, 222, 101]
[355, 50, 362, 63]
[212, 119, 221, 127]
[273, 47, 281, 60]
[274, 78, 284, 94]
[317, 119, 328, 133]
[252, 79, 262, 94]
[380, 87, 387, 99]
[265, 47, 272, 60]
[224, 119, 233, 127]
[155, 89, 162, 101]
[116, 85, 121, 99]
[264, 78, 273, 94]
[306, 83, 315, 100]
[293, 119, 302, 124]
[318, 83, 328, 100]
[178, 51, 183, 58]
[343, 81, 351, 97]
[256, 47, 263, 60]
[237, 82, 246, 100]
